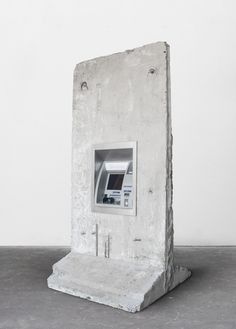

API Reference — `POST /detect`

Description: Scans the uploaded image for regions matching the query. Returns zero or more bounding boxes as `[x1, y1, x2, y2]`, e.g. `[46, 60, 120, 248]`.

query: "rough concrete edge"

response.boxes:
[140, 265, 191, 312]
[47, 251, 72, 282]
[47, 252, 159, 313]
[73, 41, 167, 74]
[169, 266, 192, 292]
[47, 274, 144, 313]
[139, 271, 166, 311]
[164, 42, 174, 291]
[48, 264, 191, 313]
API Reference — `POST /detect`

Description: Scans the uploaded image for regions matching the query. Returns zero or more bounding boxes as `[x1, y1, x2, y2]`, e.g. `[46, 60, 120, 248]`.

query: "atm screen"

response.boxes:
[107, 174, 124, 190]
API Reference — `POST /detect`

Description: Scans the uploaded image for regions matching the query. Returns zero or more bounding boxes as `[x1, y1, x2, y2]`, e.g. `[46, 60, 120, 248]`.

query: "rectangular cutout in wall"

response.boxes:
[91, 141, 137, 216]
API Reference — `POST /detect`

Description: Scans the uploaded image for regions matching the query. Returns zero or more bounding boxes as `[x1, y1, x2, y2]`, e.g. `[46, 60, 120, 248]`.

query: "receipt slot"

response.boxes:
[92, 142, 137, 216]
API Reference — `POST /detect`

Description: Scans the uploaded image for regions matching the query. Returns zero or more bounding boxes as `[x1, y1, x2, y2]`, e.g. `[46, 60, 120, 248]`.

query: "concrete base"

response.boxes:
[47, 252, 191, 312]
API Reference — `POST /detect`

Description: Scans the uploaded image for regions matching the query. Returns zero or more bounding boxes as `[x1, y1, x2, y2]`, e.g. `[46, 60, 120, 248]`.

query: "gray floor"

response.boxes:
[0, 247, 235, 329]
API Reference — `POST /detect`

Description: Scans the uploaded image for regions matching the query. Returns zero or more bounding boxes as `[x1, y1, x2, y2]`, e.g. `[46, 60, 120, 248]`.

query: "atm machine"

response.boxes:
[96, 161, 133, 208]
[92, 142, 136, 215]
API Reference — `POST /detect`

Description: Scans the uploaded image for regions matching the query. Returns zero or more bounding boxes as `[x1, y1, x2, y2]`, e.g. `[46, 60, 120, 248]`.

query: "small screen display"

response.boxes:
[107, 174, 124, 190]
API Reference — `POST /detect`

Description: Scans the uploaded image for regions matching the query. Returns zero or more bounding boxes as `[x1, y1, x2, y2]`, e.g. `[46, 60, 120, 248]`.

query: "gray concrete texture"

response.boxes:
[1, 247, 236, 329]
[71, 41, 172, 264]
[48, 42, 190, 311]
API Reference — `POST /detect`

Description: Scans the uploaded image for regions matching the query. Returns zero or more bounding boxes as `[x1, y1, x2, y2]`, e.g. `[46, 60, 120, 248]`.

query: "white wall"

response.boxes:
[0, 0, 235, 246]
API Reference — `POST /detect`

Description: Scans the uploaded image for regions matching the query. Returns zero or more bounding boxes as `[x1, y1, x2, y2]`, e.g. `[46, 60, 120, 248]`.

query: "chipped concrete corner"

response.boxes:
[47, 42, 191, 312]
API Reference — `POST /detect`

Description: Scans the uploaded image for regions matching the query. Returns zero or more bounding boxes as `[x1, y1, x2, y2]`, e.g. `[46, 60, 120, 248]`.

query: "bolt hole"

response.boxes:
[81, 81, 88, 90]
[148, 67, 157, 75]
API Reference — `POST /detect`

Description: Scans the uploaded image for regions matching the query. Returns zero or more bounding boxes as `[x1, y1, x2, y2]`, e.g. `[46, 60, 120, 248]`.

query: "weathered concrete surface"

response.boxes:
[48, 252, 190, 312]
[48, 42, 190, 311]
[71, 42, 170, 265]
